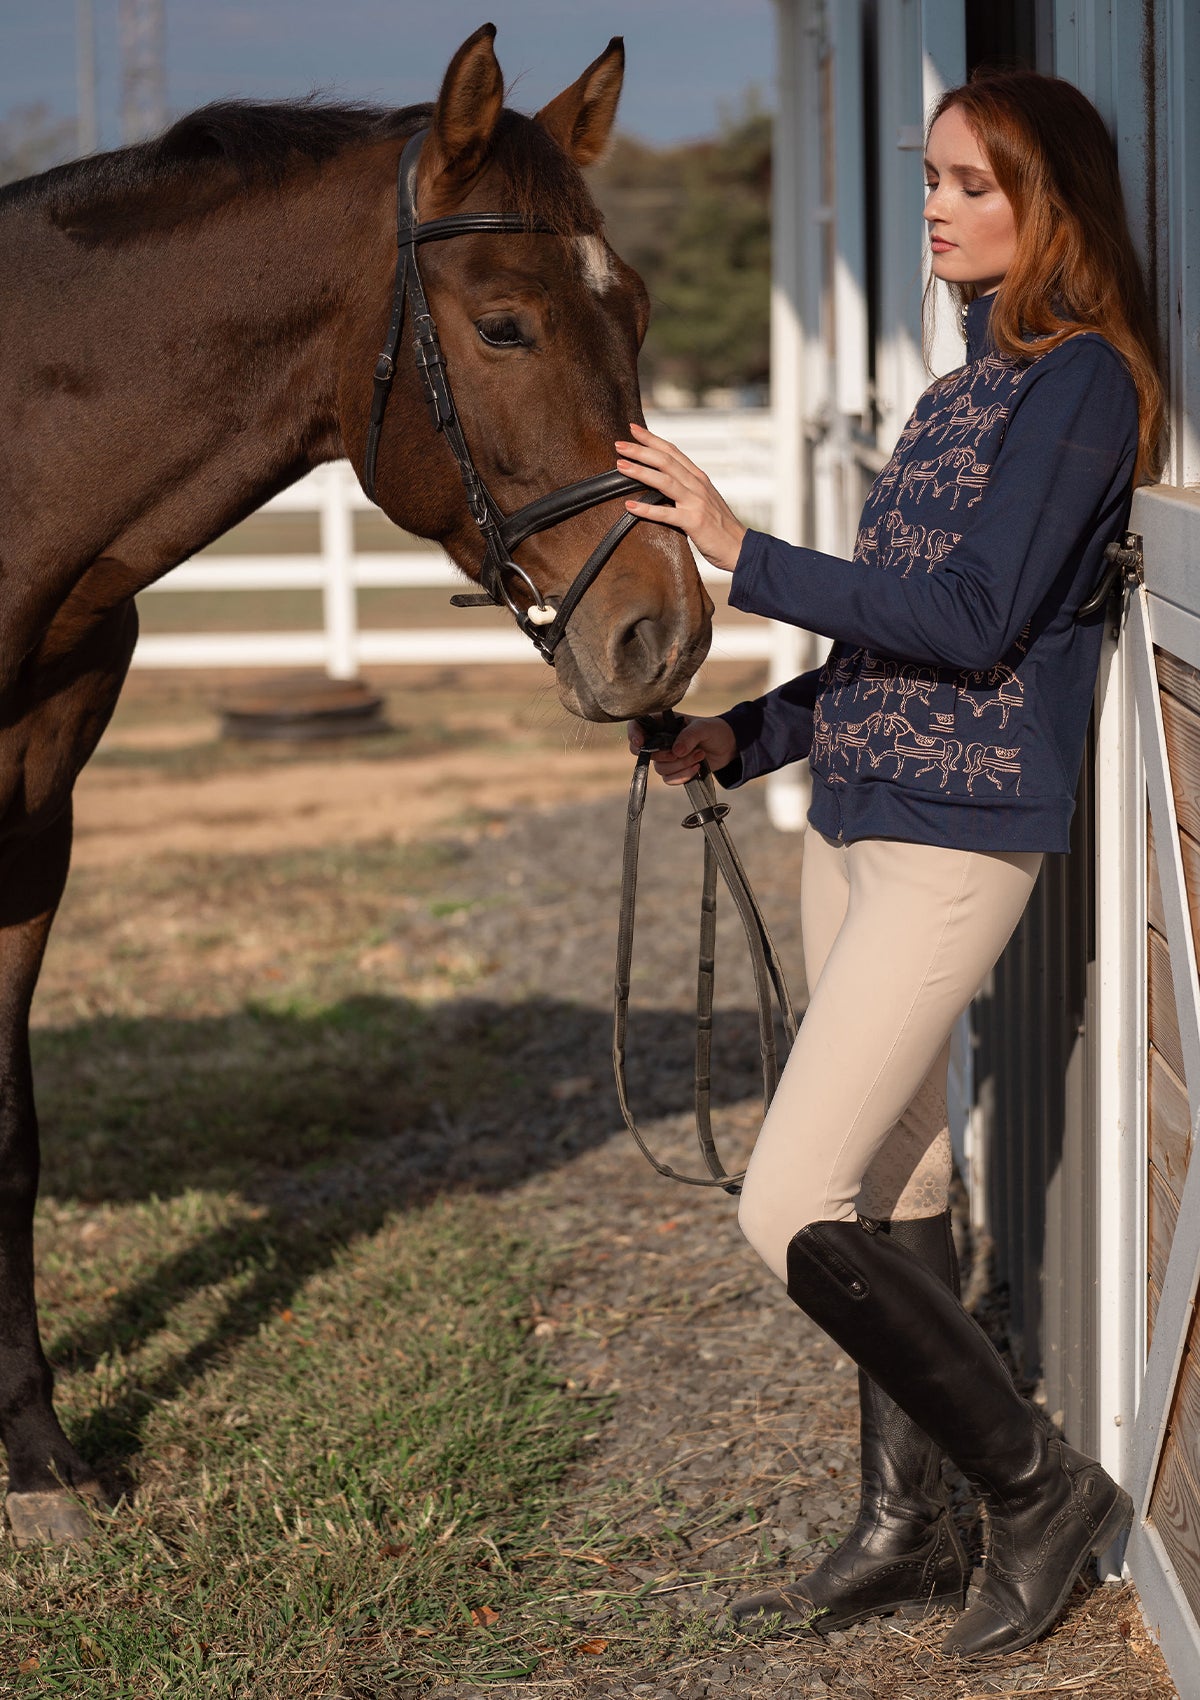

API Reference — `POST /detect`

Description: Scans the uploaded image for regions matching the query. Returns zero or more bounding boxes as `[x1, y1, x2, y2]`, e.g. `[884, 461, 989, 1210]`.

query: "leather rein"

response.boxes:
[613, 712, 798, 1192]
[362, 128, 670, 662]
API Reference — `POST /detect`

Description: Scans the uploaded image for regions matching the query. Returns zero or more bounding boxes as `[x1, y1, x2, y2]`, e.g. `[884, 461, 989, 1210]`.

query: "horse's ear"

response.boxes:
[429, 22, 504, 181]
[535, 38, 625, 167]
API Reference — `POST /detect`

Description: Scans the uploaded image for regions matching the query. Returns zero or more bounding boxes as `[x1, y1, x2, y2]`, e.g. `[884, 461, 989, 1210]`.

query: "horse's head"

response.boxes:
[342, 25, 713, 722]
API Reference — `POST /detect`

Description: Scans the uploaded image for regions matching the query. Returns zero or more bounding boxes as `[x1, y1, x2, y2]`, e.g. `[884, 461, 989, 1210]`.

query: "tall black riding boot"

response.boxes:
[732, 1212, 969, 1633]
[785, 1219, 1134, 1660]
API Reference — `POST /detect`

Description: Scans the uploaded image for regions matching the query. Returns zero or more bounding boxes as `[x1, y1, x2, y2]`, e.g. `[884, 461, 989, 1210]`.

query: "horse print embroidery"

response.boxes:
[957, 663, 1024, 730]
[858, 654, 940, 713]
[889, 722, 964, 787]
[813, 703, 969, 791]
[808, 349, 1035, 802]
[884, 518, 960, 575]
[813, 698, 1023, 796]
[964, 743, 1022, 793]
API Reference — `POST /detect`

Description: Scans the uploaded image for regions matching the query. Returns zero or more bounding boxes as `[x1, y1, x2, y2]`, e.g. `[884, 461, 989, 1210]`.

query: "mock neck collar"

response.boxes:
[963, 292, 997, 361]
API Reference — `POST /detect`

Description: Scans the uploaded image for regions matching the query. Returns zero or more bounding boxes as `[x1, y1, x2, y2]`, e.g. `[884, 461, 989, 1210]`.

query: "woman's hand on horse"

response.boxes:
[626, 713, 738, 784]
[615, 423, 747, 573]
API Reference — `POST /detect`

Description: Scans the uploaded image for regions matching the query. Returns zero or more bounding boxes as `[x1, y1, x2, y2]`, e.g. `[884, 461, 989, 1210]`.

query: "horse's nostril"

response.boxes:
[614, 613, 671, 676]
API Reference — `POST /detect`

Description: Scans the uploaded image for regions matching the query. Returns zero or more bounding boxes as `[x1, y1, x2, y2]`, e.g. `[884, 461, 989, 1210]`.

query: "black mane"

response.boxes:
[0, 96, 601, 239]
[0, 98, 425, 216]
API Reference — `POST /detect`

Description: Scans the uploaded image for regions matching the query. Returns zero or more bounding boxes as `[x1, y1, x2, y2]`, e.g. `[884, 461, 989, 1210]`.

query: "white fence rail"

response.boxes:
[133, 409, 777, 676]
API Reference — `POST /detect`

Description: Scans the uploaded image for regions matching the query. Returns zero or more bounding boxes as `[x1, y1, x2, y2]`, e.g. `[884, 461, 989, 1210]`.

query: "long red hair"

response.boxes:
[926, 71, 1164, 484]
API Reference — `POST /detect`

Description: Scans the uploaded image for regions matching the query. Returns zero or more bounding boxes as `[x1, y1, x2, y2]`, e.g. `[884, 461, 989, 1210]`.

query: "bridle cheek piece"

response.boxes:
[362, 128, 670, 663]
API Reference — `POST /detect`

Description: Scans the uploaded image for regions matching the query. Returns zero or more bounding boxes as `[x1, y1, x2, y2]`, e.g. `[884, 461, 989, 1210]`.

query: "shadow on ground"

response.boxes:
[34, 992, 773, 1484]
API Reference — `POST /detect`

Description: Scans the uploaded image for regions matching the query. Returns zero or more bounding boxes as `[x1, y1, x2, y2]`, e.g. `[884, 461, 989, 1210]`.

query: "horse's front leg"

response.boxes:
[0, 802, 101, 1544]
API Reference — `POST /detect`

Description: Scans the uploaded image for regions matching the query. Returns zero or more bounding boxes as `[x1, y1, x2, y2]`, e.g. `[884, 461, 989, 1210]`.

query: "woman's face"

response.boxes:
[923, 105, 1017, 295]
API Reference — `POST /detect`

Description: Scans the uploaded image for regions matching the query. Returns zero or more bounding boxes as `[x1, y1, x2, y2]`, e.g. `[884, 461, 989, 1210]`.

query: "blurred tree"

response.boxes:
[0, 104, 77, 188]
[589, 95, 771, 404]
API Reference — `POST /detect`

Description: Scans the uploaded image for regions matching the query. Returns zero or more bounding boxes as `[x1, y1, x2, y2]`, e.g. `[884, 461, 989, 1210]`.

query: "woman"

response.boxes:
[617, 70, 1164, 1660]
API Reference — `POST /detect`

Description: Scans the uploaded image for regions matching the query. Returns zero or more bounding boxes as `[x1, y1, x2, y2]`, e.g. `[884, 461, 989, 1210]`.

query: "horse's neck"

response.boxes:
[3, 165, 384, 594]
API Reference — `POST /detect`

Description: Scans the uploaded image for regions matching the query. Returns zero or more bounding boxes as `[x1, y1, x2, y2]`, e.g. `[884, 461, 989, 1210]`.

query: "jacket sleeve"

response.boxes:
[712, 664, 826, 789]
[728, 337, 1139, 673]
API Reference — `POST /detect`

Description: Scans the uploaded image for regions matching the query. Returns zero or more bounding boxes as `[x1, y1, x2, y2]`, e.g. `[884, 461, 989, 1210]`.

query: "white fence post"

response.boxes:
[319, 464, 358, 680]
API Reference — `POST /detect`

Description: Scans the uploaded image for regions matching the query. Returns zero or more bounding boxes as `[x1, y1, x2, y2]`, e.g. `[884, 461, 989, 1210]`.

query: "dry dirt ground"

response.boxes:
[73, 668, 638, 870]
[59, 666, 1180, 1699]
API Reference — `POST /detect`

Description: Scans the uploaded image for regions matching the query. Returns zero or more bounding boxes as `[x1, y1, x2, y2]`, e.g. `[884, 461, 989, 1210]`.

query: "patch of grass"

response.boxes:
[35, 835, 473, 1033]
[31, 996, 516, 1203]
[427, 899, 479, 920]
[9, 1160, 748, 1693]
[5, 791, 779, 1696]
[8, 811, 664, 1693]
[3, 1194, 603, 1696]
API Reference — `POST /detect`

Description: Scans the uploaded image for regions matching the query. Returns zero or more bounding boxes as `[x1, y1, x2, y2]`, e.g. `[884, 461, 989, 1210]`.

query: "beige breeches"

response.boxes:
[738, 828, 1042, 1284]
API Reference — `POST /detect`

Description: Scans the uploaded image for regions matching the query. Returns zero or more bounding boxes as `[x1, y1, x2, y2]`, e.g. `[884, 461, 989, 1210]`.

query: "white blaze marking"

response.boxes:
[576, 234, 614, 294]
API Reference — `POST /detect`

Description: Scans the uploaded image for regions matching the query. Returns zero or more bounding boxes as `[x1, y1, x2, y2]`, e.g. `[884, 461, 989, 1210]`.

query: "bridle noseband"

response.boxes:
[362, 128, 671, 663]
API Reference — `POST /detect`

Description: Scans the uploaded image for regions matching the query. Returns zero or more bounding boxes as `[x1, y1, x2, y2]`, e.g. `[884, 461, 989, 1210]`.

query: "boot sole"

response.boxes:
[820, 1585, 968, 1634]
[733, 1579, 968, 1634]
[946, 1487, 1134, 1662]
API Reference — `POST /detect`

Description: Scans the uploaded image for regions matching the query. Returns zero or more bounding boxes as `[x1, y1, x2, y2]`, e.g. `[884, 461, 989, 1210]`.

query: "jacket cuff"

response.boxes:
[712, 700, 760, 788]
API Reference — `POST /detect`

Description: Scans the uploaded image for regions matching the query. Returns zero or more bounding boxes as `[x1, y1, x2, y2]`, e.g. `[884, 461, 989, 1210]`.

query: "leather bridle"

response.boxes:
[362, 128, 671, 663]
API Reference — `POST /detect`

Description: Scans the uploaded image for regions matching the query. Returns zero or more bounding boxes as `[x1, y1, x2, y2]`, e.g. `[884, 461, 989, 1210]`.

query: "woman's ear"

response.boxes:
[427, 23, 505, 189]
[535, 38, 625, 167]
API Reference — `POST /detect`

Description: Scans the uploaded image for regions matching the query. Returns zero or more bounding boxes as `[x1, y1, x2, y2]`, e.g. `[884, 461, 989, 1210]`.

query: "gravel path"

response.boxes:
[377, 781, 1178, 1700]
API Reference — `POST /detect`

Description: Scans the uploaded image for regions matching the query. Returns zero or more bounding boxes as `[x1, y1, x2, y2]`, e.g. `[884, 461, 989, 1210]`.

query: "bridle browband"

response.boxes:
[362, 128, 671, 663]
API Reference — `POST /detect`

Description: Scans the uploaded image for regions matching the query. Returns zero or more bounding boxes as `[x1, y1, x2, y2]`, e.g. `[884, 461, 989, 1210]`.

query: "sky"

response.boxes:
[0, 1, 776, 153]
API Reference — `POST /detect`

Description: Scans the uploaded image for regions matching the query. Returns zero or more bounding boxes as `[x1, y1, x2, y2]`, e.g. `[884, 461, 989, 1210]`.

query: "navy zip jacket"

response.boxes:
[717, 294, 1139, 852]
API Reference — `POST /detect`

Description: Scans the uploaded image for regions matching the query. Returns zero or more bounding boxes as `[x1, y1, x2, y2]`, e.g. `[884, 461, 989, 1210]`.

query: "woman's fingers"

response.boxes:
[622, 498, 682, 527]
[627, 420, 701, 474]
[652, 720, 726, 782]
[671, 718, 711, 758]
[624, 713, 735, 784]
[614, 428, 746, 572]
[652, 754, 704, 784]
[616, 425, 706, 484]
[616, 460, 706, 530]
[615, 456, 670, 490]
[615, 455, 705, 506]
[614, 435, 671, 467]
[620, 453, 705, 492]
[620, 421, 678, 456]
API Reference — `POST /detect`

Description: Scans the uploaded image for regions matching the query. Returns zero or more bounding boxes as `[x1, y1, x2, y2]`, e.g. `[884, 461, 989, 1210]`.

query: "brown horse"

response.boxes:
[0, 24, 712, 1543]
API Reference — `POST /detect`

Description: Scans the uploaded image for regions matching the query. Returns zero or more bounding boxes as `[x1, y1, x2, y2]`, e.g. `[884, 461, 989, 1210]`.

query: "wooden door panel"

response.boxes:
[1149, 923, 1187, 1083]
[1148, 1159, 1182, 1340]
[1150, 1045, 1192, 1198]
[1150, 1436, 1200, 1620]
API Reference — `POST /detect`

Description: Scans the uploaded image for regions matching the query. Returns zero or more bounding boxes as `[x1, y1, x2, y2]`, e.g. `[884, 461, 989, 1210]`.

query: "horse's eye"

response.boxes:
[477, 316, 525, 349]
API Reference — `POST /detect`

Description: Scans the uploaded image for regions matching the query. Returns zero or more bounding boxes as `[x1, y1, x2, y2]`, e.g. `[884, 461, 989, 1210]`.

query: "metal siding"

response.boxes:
[974, 741, 1096, 1435]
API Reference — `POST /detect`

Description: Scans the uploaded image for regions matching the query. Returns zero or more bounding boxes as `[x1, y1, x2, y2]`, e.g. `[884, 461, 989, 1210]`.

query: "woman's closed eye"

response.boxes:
[926, 179, 988, 199]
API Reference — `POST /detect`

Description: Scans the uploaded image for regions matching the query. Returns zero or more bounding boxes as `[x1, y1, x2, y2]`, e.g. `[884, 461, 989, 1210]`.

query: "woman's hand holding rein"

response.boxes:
[626, 713, 738, 785]
[615, 422, 748, 573]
